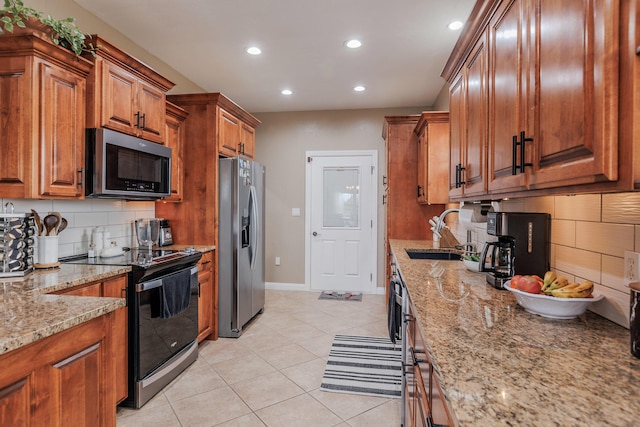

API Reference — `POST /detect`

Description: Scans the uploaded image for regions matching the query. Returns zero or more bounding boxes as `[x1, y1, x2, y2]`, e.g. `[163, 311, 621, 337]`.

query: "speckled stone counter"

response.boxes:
[0, 264, 130, 356]
[391, 239, 640, 427]
[162, 244, 216, 253]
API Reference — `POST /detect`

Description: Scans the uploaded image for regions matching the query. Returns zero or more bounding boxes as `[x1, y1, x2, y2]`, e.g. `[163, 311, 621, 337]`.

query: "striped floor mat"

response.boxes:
[320, 334, 402, 398]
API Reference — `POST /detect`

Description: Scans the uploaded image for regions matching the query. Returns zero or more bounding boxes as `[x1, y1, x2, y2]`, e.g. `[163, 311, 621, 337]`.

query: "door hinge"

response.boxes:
[371, 166, 374, 175]
[370, 273, 373, 282]
[307, 156, 312, 163]
[371, 219, 373, 228]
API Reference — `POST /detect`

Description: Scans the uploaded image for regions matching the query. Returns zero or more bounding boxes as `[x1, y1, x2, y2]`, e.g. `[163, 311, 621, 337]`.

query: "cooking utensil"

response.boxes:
[57, 217, 68, 234]
[42, 214, 60, 236]
[31, 209, 43, 235]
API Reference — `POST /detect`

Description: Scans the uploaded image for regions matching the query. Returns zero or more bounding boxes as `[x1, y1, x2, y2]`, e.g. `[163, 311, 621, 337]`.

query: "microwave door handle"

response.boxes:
[250, 185, 259, 271]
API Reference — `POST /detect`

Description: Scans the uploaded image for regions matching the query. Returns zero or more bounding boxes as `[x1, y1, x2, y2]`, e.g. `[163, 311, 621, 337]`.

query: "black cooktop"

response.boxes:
[62, 247, 199, 268]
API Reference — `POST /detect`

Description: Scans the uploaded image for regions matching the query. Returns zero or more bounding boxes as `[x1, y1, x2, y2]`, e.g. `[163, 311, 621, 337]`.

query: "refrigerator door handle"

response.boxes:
[250, 184, 259, 271]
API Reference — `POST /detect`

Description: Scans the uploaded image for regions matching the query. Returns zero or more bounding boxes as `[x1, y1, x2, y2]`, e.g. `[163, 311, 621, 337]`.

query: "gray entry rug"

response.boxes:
[320, 334, 402, 398]
[318, 291, 362, 301]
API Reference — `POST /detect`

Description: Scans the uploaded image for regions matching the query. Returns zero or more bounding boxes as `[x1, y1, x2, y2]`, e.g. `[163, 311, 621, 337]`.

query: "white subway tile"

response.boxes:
[499, 199, 525, 212]
[91, 199, 125, 212]
[575, 221, 634, 257]
[3, 199, 55, 215]
[602, 255, 626, 292]
[75, 212, 109, 227]
[602, 192, 640, 224]
[554, 194, 601, 221]
[523, 196, 554, 214]
[52, 200, 93, 213]
[589, 285, 629, 328]
[554, 245, 601, 283]
[551, 219, 575, 246]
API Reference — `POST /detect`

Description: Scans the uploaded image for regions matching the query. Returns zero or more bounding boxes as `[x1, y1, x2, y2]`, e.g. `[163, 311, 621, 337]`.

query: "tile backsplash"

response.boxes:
[2, 198, 155, 261]
[449, 192, 638, 329]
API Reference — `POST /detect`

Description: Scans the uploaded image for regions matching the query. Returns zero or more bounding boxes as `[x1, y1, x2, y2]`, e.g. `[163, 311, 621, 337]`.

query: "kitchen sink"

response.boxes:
[405, 249, 462, 260]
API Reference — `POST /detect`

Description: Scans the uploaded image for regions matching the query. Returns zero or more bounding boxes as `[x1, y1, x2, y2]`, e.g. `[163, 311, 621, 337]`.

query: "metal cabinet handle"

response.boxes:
[134, 111, 141, 128]
[140, 113, 146, 130]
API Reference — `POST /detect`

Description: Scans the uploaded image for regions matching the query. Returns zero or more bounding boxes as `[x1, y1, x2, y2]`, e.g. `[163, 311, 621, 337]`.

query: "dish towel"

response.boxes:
[161, 269, 192, 319]
[387, 279, 403, 343]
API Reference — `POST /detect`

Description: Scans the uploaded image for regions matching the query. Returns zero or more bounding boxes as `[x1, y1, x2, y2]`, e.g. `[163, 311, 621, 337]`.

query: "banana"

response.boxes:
[543, 276, 570, 295]
[542, 271, 557, 291]
[550, 281, 594, 298]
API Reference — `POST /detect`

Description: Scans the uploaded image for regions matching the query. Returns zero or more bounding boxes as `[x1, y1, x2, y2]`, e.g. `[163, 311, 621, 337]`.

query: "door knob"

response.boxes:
[312, 232, 318, 236]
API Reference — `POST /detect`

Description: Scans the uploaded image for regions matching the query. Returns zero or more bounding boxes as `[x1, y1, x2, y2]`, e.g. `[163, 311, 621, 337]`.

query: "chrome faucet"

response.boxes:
[431, 208, 460, 237]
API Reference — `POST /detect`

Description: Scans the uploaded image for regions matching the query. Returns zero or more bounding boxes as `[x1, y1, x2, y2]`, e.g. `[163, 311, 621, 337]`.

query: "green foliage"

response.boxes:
[0, 0, 99, 57]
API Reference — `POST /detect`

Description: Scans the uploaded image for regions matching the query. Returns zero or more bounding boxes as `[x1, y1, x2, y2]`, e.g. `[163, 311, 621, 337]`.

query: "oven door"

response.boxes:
[134, 264, 199, 380]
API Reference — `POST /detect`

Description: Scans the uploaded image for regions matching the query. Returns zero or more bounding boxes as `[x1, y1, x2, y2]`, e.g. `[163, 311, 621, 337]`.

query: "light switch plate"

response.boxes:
[292, 208, 301, 217]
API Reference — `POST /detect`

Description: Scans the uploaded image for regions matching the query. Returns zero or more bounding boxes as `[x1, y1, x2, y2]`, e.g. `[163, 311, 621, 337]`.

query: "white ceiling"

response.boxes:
[74, 0, 476, 113]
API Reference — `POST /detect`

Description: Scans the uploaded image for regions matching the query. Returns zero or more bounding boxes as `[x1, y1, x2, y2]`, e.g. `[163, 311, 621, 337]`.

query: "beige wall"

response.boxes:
[254, 108, 427, 289]
[432, 83, 450, 111]
[29, 0, 203, 93]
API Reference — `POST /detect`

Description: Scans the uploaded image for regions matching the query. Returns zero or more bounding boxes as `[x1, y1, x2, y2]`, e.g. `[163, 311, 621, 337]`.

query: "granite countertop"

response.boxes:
[162, 244, 216, 253]
[0, 264, 130, 356]
[390, 239, 640, 427]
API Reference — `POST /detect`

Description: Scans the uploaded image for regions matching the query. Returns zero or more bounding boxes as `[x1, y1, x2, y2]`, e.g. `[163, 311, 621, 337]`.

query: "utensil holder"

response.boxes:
[36, 235, 59, 268]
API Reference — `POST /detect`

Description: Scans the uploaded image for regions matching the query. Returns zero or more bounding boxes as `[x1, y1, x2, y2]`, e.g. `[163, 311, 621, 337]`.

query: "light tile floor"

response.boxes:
[116, 289, 401, 426]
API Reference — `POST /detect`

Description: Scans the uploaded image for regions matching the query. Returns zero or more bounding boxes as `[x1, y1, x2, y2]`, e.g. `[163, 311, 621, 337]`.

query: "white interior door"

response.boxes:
[306, 152, 377, 293]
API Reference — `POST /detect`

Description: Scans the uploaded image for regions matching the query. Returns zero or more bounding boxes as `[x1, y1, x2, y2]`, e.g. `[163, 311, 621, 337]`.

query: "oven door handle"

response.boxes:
[136, 266, 199, 292]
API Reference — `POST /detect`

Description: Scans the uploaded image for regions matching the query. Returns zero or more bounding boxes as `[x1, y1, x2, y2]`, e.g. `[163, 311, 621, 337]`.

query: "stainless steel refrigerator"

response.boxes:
[218, 157, 266, 337]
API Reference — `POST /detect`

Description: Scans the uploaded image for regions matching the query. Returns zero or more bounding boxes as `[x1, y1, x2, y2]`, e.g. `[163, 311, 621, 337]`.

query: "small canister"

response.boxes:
[630, 282, 640, 358]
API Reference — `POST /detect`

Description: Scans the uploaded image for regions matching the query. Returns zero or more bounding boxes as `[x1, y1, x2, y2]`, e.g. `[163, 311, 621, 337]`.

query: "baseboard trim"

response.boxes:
[265, 282, 308, 291]
[266, 282, 387, 294]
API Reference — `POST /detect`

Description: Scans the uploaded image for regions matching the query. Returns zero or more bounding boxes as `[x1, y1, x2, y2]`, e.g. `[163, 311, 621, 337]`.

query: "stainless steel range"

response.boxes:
[63, 247, 202, 408]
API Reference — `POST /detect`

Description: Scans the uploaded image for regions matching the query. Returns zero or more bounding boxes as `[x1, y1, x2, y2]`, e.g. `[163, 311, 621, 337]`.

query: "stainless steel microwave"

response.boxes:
[85, 128, 172, 200]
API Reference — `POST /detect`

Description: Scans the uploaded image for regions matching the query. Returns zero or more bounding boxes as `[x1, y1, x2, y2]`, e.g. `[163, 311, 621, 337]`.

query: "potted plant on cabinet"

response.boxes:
[0, 0, 99, 56]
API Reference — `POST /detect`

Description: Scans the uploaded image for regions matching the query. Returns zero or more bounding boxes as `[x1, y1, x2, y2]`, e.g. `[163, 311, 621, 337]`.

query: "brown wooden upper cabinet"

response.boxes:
[168, 93, 260, 159]
[163, 101, 189, 202]
[219, 106, 257, 158]
[414, 111, 451, 205]
[84, 35, 175, 144]
[0, 31, 92, 199]
[442, 0, 630, 200]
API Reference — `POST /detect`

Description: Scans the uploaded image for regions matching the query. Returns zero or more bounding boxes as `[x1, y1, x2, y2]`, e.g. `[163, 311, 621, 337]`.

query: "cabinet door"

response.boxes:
[58, 281, 102, 296]
[197, 251, 214, 342]
[448, 74, 464, 199]
[464, 34, 488, 198]
[487, 0, 527, 194]
[240, 122, 255, 159]
[527, 0, 619, 189]
[0, 58, 31, 198]
[101, 61, 137, 135]
[102, 276, 128, 404]
[416, 129, 428, 204]
[0, 378, 30, 425]
[164, 103, 187, 202]
[39, 61, 86, 198]
[137, 81, 166, 143]
[218, 108, 240, 157]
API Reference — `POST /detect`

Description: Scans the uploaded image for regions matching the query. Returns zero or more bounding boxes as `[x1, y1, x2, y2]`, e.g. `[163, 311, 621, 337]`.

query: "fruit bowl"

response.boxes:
[504, 281, 603, 319]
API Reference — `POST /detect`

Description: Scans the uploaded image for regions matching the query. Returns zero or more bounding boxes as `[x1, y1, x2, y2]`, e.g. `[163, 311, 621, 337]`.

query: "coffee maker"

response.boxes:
[480, 212, 550, 289]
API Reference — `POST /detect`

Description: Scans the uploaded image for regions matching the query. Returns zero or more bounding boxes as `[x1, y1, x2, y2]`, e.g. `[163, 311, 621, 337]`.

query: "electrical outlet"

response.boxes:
[275, 256, 281, 266]
[624, 251, 640, 286]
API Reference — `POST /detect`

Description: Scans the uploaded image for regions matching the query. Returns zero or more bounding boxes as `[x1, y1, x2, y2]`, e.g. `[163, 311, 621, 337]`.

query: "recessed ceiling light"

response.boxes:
[353, 85, 365, 92]
[448, 21, 464, 30]
[246, 46, 262, 55]
[281, 89, 292, 95]
[345, 39, 362, 49]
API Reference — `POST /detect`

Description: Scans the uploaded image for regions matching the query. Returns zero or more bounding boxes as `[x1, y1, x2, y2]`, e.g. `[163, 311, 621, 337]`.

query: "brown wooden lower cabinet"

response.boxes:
[197, 250, 216, 341]
[405, 293, 453, 427]
[52, 274, 128, 405]
[0, 313, 117, 426]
